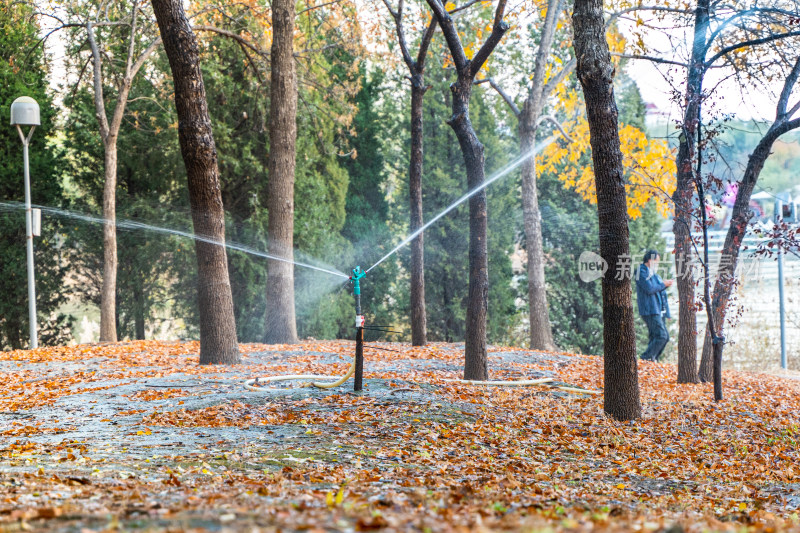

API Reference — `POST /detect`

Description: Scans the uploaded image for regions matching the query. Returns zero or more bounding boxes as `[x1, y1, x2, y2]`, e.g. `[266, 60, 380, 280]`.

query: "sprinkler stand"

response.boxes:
[350, 266, 366, 391]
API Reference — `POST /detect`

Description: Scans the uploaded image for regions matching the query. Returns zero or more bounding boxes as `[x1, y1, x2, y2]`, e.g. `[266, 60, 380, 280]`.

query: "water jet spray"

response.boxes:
[243, 266, 371, 392]
[244, 138, 601, 394]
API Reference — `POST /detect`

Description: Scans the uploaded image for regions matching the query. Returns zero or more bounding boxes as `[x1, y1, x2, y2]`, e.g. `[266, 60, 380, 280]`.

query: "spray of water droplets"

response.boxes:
[365, 136, 557, 273]
[0, 202, 349, 279]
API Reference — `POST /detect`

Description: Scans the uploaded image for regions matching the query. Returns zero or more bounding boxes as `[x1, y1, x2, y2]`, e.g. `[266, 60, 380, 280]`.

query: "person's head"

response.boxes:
[643, 250, 660, 267]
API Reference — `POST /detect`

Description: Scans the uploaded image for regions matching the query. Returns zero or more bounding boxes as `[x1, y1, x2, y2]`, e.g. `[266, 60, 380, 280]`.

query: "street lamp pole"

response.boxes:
[11, 97, 40, 350]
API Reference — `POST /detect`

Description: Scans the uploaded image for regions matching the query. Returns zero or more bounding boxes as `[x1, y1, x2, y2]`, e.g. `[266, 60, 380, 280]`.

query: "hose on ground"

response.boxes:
[443, 377, 554, 386]
[443, 377, 600, 394]
[245, 361, 599, 394]
[244, 356, 356, 391]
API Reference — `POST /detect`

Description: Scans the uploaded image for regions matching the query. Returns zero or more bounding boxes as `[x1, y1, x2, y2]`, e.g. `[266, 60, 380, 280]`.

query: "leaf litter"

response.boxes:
[1, 340, 800, 531]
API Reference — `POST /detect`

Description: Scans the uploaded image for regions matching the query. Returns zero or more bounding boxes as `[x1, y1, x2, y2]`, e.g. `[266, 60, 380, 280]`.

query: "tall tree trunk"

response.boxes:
[423, 0, 508, 380]
[573, 0, 640, 420]
[520, 0, 562, 352]
[520, 125, 556, 351]
[151, 0, 240, 364]
[457, 0, 568, 352]
[381, 7, 436, 347]
[264, 0, 298, 344]
[86, 14, 160, 345]
[448, 77, 489, 380]
[133, 272, 145, 340]
[674, 0, 709, 384]
[100, 143, 118, 342]
[700, 109, 800, 371]
[409, 81, 427, 346]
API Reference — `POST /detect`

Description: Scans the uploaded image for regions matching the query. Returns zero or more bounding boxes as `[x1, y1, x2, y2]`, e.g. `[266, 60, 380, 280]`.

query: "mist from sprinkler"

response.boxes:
[0, 202, 348, 280]
[0, 134, 558, 291]
[1, 133, 559, 352]
[364, 136, 557, 274]
[237, 136, 599, 392]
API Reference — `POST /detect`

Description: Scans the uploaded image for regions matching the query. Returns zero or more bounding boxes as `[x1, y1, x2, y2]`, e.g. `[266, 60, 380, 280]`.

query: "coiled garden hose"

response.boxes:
[244, 355, 356, 391]
[245, 357, 599, 394]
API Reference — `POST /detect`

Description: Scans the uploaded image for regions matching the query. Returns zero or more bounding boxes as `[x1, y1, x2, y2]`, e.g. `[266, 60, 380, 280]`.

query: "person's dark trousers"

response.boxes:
[641, 314, 669, 361]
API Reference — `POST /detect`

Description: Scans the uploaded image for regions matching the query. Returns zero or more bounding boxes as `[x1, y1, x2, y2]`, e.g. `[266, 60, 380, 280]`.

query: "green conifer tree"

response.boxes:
[0, 4, 72, 348]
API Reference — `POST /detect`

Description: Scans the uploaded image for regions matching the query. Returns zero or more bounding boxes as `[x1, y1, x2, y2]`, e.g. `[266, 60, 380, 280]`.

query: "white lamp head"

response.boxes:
[10, 96, 40, 126]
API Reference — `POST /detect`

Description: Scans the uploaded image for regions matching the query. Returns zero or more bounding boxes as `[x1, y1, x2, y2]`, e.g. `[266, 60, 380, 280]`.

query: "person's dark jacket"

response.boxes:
[636, 264, 671, 318]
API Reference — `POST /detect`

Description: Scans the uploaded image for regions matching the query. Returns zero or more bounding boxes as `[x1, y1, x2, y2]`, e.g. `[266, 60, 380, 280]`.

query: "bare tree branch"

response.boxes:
[381, 0, 416, 72]
[192, 24, 267, 57]
[705, 30, 800, 69]
[786, 98, 800, 119]
[416, 17, 438, 68]
[706, 7, 757, 45]
[541, 57, 577, 99]
[777, 57, 800, 118]
[424, 0, 468, 71]
[537, 114, 573, 142]
[612, 52, 689, 67]
[523, 0, 564, 120]
[493, 0, 507, 27]
[475, 77, 520, 117]
[130, 37, 163, 77]
[86, 21, 110, 143]
[124, 2, 139, 78]
[379, 0, 398, 17]
[65, 53, 92, 108]
[707, 7, 799, 45]
[448, 0, 482, 14]
[605, 5, 691, 25]
[296, 0, 343, 16]
[470, 5, 509, 80]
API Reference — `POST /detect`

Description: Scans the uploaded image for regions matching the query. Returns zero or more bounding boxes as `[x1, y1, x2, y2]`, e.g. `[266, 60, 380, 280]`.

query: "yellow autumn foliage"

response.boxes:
[537, 86, 676, 219]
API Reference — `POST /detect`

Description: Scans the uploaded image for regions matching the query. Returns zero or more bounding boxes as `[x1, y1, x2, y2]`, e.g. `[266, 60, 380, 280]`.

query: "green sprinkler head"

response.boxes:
[350, 266, 366, 295]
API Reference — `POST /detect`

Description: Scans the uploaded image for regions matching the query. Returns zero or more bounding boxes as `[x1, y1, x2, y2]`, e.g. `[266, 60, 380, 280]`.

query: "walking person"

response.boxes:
[636, 250, 673, 361]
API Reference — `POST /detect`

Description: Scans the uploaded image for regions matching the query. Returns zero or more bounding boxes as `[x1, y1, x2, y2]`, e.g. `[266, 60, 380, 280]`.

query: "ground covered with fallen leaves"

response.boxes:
[2, 340, 800, 532]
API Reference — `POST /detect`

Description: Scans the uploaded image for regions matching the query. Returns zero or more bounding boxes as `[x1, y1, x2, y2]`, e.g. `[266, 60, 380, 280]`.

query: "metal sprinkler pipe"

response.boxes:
[350, 266, 366, 391]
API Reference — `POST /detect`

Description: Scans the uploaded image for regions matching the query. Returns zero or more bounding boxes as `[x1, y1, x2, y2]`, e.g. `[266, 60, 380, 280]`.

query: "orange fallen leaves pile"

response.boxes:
[1, 340, 800, 532]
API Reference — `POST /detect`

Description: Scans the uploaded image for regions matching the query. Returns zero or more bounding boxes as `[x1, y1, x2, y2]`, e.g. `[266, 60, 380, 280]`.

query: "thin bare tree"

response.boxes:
[620, 0, 800, 383]
[79, 2, 161, 342]
[380, 0, 439, 346]
[480, 0, 574, 352]
[422, 0, 509, 380]
[698, 56, 800, 393]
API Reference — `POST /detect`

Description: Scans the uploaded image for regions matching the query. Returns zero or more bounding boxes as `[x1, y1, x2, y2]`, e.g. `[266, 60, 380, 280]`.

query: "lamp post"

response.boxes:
[10, 96, 40, 349]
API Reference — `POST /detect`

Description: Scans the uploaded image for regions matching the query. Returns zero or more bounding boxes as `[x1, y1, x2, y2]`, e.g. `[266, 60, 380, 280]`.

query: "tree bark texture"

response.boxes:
[573, 0, 641, 420]
[519, 0, 562, 352]
[674, 0, 709, 384]
[423, 0, 508, 381]
[448, 77, 490, 381]
[100, 143, 119, 342]
[151, 0, 240, 364]
[409, 81, 428, 346]
[265, 0, 298, 344]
